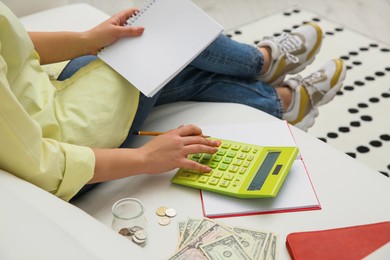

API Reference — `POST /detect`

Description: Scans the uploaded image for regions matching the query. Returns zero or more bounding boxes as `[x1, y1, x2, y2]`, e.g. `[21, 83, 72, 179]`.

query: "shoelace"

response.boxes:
[266, 33, 302, 64]
[292, 72, 326, 95]
[288, 72, 326, 110]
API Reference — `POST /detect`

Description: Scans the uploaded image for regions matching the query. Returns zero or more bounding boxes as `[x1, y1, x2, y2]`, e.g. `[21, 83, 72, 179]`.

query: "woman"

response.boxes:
[0, 3, 346, 201]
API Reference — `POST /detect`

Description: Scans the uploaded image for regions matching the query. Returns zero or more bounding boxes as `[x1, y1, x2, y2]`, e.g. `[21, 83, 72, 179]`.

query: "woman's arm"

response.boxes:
[28, 8, 144, 64]
[89, 125, 220, 183]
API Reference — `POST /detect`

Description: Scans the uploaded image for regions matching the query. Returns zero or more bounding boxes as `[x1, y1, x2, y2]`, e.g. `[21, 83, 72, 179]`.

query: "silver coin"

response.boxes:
[165, 208, 177, 218]
[158, 216, 171, 226]
[129, 225, 144, 234]
[134, 229, 148, 240]
[132, 235, 147, 244]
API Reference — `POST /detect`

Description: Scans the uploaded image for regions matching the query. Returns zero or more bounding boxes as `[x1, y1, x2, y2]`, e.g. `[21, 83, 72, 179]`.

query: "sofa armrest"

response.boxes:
[20, 3, 109, 32]
[0, 170, 151, 260]
[1, 0, 69, 17]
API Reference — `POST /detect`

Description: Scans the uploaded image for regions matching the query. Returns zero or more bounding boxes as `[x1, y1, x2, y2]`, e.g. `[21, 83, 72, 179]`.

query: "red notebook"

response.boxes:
[286, 221, 390, 260]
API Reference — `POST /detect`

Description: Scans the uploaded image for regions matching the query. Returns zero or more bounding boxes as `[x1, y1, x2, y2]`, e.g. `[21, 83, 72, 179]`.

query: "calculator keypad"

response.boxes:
[176, 140, 259, 190]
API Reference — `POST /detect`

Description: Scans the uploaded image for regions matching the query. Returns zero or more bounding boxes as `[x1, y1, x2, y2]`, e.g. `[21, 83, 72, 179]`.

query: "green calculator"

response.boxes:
[171, 138, 299, 198]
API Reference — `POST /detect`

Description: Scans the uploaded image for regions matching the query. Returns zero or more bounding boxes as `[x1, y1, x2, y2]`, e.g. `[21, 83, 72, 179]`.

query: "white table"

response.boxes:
[73, 102, 390, 259]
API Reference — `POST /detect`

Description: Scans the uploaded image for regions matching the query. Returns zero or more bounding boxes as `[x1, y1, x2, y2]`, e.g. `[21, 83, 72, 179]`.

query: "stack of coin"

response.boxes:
[156, 206, 177, 226]
[118, 225, 148, 245]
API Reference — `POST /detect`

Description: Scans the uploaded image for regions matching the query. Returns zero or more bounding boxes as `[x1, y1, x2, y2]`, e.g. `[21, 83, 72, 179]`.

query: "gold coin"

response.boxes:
[156, 206, 168, 216]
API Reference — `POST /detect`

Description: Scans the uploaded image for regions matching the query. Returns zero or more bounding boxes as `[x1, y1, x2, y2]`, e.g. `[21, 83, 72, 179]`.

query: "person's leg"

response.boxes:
[190, 22, 323, 85]
[154, 65, 284, 119]
[57, 55, 98, 81]
[153, 58, 346, 132]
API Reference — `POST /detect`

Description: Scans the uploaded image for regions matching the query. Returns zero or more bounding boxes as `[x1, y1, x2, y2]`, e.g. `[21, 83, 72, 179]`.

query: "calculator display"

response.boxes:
[247, 152, 280, 191]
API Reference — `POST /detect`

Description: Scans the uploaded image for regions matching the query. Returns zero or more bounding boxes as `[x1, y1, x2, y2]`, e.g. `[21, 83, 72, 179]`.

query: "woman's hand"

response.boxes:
[139, 125, 220, 174]
[90, 125, 220, 184]
[85, 8, 145, 55]
[29, 8, 145, 64]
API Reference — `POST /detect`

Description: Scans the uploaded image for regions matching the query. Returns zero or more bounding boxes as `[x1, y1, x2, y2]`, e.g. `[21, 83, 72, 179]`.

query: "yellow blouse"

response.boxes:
[0, 2, 140, 201]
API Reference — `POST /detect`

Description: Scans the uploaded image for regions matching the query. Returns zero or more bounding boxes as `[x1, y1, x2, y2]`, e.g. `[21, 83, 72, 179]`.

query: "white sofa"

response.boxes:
[0, 2, 278, 259]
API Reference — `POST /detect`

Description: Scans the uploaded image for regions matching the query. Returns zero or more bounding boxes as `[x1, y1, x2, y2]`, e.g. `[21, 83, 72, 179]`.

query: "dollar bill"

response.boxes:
[232, 226, 270, 260]
[169, 222, 238, 259]
[180, 218, 216, 247]
[265, 234, 278, 260]
[200, 235, 253, 260]
[259, 232, 273, 260]
[177, 218, 202, 249]
[177, 220, 187, 249]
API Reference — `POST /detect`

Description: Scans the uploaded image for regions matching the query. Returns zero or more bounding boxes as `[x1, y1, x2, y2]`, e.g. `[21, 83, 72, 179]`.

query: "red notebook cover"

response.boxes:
[286, 221, 390, 260]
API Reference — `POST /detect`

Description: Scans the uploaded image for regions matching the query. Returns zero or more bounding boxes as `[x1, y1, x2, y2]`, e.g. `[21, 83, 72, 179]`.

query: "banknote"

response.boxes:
[266, 234, 278, 260]
[232, 226, 270, 260]
[180, 218, 216, 247]
[169, 222, 237, 259]
[172, 217, 279, 260]
[177, 218, 202, 249]
[200, 235, 253, 260]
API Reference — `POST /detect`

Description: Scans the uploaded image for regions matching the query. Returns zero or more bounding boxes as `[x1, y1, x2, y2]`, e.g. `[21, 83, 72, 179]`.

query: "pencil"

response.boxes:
[133, 131, 210, 138]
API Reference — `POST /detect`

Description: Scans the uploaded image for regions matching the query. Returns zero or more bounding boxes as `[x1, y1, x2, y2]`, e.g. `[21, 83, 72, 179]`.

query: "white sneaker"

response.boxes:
[258, 22, 323, 86]
[283, 59, 347, 131]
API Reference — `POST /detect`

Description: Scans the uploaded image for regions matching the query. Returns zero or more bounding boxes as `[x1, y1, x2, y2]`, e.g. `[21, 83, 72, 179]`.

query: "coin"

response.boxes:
[158, 216, 171, 226]
[165, 208, 177, 217]
[129, 225, 143, 235]
[118, 228, 131, 236]
[132, 235, 147, 244]
[156, 206, 168, 216]
[134, 229, 148, 240]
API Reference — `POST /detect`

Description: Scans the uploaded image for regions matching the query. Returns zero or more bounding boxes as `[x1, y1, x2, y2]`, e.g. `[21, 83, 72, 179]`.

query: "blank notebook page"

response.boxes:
[98, 0, 223, 97]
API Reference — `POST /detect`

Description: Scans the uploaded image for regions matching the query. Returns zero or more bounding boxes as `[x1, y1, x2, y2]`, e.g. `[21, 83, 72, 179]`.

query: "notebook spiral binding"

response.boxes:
[125, 0, 157, 26]
[99, 0, 157, 54]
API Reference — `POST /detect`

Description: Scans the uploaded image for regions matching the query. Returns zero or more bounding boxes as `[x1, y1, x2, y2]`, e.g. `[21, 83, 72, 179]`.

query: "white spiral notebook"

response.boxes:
[98, 0, 223, 97]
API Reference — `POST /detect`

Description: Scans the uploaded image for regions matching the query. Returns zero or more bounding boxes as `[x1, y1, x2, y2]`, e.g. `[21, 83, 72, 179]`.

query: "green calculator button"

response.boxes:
[237, 153, 246, 160]
[219, 180, 230, 188]
[223, 173, 234, 180]
[227, 151, 236, 158]
[216, 149, 226, 156]
[221, 143, 231, 149]
[229, 165, 239, 173]
[212, 155, 222, 162]
[222, 157, 232, 164]
[198, 176, 209, 183]
[213, 171, 223, 178]
[192, 153, 202, 159]
[177, 172, 198, 181]
[233, 159, 243, 166]
[247, 155, 254, 161]
[242, 146, 251, 152]
[208, 161, 219, 169]
[203, 154, 212, 160]
[218, 163, 229, 171]
[231, 144, 241, 150]
[243, 161, 251, 167]
[239, 168, 246, 174]
[209, 178, 219, 185]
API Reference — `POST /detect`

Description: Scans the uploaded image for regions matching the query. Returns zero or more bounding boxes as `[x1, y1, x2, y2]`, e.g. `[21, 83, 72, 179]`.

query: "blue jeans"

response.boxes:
[58, 34, 283, 147]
